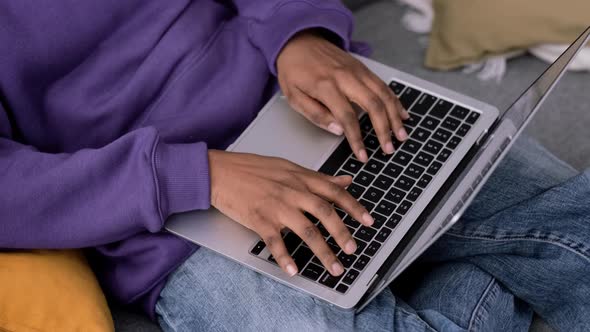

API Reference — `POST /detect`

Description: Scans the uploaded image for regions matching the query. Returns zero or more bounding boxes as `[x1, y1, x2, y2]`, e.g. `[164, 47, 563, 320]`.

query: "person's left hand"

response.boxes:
[276, 30, 410, 163]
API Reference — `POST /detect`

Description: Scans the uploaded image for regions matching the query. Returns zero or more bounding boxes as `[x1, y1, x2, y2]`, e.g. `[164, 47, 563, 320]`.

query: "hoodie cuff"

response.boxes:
[247, 1, 355, 76]
[153, 141, 210, 220]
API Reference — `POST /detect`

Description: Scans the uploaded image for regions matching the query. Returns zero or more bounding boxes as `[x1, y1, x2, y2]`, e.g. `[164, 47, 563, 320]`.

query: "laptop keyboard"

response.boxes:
[250, 80, 481, 294]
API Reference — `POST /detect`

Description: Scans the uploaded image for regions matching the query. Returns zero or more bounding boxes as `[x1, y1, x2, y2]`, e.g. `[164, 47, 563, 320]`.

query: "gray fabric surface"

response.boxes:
[111, 1, 582, 330]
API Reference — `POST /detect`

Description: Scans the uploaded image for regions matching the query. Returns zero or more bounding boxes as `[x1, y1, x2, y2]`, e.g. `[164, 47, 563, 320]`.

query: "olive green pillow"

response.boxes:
[426, 0, 590, 70]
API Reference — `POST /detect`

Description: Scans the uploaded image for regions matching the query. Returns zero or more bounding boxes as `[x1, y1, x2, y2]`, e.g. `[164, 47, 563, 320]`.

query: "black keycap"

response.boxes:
[421, 116, 440, 131]
[319, 271, 343, 288]
[363, 187, 385, 203]
[342, 158, 364, 174]
[411, 93, 437, 115]
[417, 174, 433, 189]
[317, 223, 330, 237]
[359, 199, 375, 212]
[336, 171, 353, 178]
[401, 139, 422, 154]
[268, 255, 277, 264]
[359, 115, 373, 134]
[301, 263, 325, 281]
[319, 140, 351, 175]
[371, 214, 386, 229]
[342, 269, 360, 285]
[284, 232, 303, 254]
[427, 161, 443, 175]
[429, 99, 453, 119]
[375, 228, 392, 243]
[432, 128, 452, 143]
[394, 175, 416, 191]
[399, 87, 421, 109]
[414, 152, 434, 167]
[386, 214, 402, 228]
[407, 187, 422, 202]
[411, 127, 431, 142]
[335, 209, 346, 219]
[363, 135, 380, 151]
[343, 216, 360, 229]
[354, 171, 375, 187]
[423, 140, 443, 155]
[450, 106, 470, 120]
[375, 200, 396, 216]
[457, 124, 471, 137]
[404, 113, 423, 127]
[355, 226, 377, 242]
[355, 239, 368, 255]
[346, 183, 365, 199]
[389, 80, 406, 95]
[392, 151, 413, 166]
[383, 163, 403, 179]
[292, 246, 314, 269]
[441, 117, 461, 131]
[364, 159, 385, 174]
[385, 187, 405, 204]
[326, 238, 341, 254]
[336, 284, 349, 294]
[437, 148, 452, 162]
[374, 175, 394, 191]
[447, 136, 462, 149]
[364, 241, 382, 256]
[338, 252, 357, 268]
[345, 225, 355, 235]
[374, 150, 393, 163]
[466, 111, 481, 124]
[250, 241, 266, 255]
[396, 200, 413, 215]
[354, 254, 371, 270]
[404, 163, 425, 179]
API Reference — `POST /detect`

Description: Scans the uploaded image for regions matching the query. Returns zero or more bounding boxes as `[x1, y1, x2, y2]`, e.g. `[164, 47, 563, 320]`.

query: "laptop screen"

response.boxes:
[502, 26, 590, 132]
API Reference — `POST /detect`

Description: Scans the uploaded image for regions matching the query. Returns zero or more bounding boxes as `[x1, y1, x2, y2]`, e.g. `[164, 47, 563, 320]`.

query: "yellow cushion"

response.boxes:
[0, 250, 114, 332]
[426, 0, 590, 70]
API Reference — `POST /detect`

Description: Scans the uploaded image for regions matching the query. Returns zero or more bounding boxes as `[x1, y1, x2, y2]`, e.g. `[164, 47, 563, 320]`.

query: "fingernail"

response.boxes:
[345, 240, 357, 254]
[286, 264, 298, 277]
[398, 128, 408, 141]
[362, 212, 374, 225]
[332, 262, 344, 275]
[384, 142, 394, 154]
[403, 109, 410, 119]
[327, 122, 344, 136]
[358, 149, 368, 163]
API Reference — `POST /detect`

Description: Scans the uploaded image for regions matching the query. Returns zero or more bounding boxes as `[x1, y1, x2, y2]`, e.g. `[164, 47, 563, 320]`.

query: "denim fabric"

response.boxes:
[156, 136, 590, 331]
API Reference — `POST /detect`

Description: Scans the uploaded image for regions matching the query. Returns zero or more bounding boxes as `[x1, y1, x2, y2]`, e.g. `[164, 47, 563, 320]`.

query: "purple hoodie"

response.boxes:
[0, 0, 356, 320]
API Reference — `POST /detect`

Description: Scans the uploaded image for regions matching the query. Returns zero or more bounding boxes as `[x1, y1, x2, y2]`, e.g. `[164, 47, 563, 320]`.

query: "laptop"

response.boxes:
[166, 27, 590, 312]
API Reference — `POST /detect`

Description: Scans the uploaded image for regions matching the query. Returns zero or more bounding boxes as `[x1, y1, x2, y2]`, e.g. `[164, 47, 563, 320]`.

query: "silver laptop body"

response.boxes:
[166, 27, 590, 312]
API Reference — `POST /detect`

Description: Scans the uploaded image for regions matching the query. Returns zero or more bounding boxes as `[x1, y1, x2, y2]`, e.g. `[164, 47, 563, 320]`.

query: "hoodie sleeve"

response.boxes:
[227, 0, 355, 75]
[0, 104, 210, 249]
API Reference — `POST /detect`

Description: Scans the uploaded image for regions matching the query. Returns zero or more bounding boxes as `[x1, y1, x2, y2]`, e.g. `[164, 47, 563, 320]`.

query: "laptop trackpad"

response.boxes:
[229, 95, 343, 170]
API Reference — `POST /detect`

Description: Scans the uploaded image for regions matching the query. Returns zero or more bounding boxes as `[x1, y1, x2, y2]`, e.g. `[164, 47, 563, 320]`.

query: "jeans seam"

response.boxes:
[396, 306, 438, 332]
[156, 302, 177, 332]
[443, 232, 590, 264]
[467, 278, 497, 332]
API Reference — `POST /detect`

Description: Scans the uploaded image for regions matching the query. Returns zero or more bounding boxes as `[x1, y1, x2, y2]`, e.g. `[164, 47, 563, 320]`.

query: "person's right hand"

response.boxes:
[208, 150, 375, 277]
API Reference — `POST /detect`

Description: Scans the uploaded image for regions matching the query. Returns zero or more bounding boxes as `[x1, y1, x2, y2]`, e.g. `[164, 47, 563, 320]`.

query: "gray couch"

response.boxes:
[111, 1, 589, 330]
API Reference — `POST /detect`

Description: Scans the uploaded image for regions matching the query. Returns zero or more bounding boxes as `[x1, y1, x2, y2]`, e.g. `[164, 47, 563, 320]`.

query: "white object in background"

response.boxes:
[397, 0, 590, 82]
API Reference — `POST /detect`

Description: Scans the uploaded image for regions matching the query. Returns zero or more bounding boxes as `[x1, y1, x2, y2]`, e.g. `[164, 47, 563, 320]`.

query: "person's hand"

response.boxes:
[208, 150, 375, 277]
[276, 30, 410, 163]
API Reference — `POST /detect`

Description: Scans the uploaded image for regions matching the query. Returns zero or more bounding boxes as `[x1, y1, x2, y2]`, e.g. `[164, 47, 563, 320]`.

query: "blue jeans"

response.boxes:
[156, 136, 590, 331]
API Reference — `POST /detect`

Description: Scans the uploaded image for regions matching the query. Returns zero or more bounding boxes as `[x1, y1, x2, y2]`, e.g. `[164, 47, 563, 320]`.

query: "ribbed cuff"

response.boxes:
[247, 1, 355, 75]
[153, 141, 210, 219]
